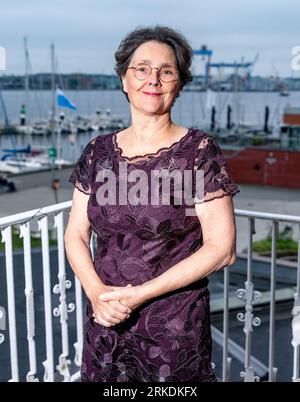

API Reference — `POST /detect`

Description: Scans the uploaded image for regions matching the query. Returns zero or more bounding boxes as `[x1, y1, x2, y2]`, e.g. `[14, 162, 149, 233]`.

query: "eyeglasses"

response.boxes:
[127, 63, 179, 83]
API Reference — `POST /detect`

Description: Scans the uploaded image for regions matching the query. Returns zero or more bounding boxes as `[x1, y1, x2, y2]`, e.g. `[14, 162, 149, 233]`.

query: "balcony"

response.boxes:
[0, 201, 299, 382]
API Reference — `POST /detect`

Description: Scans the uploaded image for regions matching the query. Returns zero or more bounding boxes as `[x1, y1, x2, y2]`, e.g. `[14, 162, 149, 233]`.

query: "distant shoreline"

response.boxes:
[1, 72, 299, 91]
[2, 88, 300, 92]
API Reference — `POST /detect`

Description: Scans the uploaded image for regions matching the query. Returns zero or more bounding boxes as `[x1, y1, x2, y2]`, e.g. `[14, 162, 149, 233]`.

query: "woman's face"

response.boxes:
[121, 40, 181, 116]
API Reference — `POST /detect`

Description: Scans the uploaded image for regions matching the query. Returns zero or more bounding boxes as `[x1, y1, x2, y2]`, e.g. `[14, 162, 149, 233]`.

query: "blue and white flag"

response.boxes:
[56, 88, 77, 110]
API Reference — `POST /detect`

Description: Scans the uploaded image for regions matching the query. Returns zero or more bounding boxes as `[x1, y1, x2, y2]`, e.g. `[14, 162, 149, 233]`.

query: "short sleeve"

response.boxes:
[193, 135, 240, 203]
[68, 139, 95, 195]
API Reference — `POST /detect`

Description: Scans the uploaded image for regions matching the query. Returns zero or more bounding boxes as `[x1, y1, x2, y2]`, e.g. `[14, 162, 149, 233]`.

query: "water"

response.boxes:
[1, 89, 300, 163]
[2, 89, 300, 128]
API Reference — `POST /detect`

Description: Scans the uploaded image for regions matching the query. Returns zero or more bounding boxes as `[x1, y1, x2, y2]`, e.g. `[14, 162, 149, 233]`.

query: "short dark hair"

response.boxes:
[114, 25, 193, 100]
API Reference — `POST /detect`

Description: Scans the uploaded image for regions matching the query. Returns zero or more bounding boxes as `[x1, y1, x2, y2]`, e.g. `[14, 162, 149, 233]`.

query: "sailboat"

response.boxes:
[0, 63, 47, 174]
[0, 40, 73, 174]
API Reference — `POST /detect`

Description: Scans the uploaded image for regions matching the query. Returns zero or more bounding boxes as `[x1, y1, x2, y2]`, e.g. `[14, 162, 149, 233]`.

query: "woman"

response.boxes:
[65, 25, 239, 382]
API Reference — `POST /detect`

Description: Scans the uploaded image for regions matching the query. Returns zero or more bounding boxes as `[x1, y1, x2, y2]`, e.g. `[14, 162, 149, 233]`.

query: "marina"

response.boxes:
[1, 37, 298, 188]
[1, 89, 300, 188]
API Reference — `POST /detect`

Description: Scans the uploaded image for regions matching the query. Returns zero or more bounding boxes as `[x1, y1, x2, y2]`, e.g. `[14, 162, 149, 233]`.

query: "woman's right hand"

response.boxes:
[89, 284, 133, 327]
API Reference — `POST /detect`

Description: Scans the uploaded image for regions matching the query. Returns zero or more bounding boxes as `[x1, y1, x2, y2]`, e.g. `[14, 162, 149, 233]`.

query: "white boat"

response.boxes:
[279, 90, 290, 97]
[89, 109, 126, 131]
[0, 158, 49, 174]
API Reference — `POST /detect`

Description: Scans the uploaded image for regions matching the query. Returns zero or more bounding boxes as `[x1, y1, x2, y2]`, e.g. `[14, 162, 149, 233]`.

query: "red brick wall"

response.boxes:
[283, 114, 300, 125]
[223, 148, 300, 189]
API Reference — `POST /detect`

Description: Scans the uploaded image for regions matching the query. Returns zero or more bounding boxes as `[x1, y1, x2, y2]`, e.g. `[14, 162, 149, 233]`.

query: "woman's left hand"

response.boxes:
[98, 284, 146, 311]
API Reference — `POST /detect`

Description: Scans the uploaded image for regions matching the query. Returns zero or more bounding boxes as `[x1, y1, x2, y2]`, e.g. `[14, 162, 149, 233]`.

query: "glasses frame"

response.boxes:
[127, 63, 179, 83]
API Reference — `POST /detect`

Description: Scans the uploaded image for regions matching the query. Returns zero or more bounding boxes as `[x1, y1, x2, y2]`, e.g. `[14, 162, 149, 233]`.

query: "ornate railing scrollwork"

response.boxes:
[236, 281, 262, 331]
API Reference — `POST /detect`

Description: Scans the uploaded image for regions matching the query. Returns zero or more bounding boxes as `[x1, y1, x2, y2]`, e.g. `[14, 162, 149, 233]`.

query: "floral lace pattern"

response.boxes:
[68, 129, 239, 382]
[193, 136, 240, 203]
[69, 139, 95, 195]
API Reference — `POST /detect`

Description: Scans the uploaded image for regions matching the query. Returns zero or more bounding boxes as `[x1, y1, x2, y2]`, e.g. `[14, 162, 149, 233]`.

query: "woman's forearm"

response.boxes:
[141, 243, 235, 302]
[64, 234, 105, 300]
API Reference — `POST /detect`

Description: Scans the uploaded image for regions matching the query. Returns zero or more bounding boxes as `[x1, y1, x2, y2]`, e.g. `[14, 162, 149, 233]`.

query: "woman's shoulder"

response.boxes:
[190, 127, 210, 139]
[93, 131, 116, 141]
[77, 132, 116, 162]
[185, 127, 211, 149]
[187, 129, 225, 161]
[86, 131, 117, 148]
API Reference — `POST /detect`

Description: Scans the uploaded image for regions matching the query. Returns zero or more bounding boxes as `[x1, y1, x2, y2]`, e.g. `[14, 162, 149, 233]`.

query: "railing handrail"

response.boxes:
[1, 203, 300, 229]
[235, 208, 300, 223]
[0, 201, 72, 228]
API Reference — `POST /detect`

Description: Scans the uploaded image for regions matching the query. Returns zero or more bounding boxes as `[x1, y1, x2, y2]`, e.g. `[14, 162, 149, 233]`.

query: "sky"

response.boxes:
[0, 0, 299, 77]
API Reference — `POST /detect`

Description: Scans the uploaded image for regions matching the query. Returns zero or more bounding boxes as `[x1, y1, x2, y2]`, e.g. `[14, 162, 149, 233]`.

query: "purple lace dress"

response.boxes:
[69, 128, 239, 382]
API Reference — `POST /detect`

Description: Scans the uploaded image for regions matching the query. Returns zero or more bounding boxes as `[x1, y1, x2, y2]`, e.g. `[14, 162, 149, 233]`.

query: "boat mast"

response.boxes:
[50, 42, 56, 148]
[24, 36, 29, 121]
[0, 84, 9, 128]
[233, 61, 240, 132]
[0, 80, 18, 153]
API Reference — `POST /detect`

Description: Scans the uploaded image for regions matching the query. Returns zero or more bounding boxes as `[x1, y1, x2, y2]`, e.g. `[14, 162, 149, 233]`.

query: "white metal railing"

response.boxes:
[0, 202, 300, 382]
[0, 201, 84, 382]
[216, 209, 300, 382]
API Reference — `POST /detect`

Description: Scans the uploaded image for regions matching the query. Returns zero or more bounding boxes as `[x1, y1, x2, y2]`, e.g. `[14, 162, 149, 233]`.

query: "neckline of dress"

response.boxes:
[112, 127, 194, 163]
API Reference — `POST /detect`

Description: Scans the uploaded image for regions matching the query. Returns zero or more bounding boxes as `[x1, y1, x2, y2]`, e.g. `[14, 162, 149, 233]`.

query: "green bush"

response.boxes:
[0, 226, 57, 252]
[253, 225, 298, 255]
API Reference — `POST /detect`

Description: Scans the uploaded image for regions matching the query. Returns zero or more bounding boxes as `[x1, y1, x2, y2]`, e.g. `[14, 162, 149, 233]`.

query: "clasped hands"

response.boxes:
[91, 283, 145, 327]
